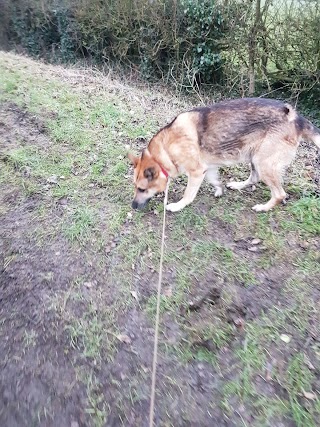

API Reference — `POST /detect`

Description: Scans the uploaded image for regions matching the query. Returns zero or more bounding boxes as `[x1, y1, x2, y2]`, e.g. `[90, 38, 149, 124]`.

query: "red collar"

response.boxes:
[154, 159, 169, 179]
[160, 165, 169, 179]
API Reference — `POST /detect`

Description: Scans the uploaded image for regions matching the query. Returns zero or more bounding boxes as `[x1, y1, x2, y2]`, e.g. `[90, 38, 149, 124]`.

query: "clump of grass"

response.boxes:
[284, 196, 320, 236]
[64, 207, 97, 243]
[4, 146, 40, 170]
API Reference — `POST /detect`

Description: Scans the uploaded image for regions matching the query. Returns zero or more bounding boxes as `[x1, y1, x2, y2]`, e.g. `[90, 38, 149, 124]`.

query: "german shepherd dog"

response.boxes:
[129, 98, 320, 212]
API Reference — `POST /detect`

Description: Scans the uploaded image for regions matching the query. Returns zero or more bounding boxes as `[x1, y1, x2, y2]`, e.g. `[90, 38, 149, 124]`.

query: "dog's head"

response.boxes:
[128, 150, 168, 210]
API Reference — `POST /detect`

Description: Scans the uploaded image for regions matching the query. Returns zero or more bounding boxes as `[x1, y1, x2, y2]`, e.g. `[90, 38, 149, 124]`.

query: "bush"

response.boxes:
[5, 0, 228, 84]
[2, 0, 320, 98]
[9, 1, 78, 62]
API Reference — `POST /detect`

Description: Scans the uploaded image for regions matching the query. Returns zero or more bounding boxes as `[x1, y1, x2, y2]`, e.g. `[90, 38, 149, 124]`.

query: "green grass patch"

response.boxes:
[284, 196, 320, 236]
[63, 207, 97, 243]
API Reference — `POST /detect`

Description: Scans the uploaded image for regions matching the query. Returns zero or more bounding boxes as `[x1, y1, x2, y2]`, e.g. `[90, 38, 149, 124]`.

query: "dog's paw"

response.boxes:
[252, 203, 268, 212]
[214, 187, 223, 197]
[166, 202, 184, 212]
[227, 181, 244, 190]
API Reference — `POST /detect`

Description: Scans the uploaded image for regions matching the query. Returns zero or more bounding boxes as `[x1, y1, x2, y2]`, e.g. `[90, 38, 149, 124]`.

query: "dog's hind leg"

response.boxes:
[166, 173, 205, 212]
[206, 167, 224, 197]
[227, 163, 259, 190]
[251, 140, 297, 212]
[252, 177, 286, 212]
[251, 162, 286, 212]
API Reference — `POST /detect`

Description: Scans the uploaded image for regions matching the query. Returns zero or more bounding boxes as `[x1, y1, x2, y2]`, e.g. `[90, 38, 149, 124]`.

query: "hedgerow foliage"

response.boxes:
[3, 0, 320, 97]
[7, 0, 227, 85]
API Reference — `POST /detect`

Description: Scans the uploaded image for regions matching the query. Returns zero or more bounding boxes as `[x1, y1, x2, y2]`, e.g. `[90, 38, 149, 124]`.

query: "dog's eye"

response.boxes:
[138, 188, 146, 193]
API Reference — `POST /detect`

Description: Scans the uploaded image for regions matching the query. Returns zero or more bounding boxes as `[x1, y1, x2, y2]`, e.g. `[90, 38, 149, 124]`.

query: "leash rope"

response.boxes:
[149, 178, 170, 427]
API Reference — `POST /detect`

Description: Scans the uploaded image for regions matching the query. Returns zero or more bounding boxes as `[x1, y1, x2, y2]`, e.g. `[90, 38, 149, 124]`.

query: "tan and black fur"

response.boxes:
[129, 98, 320, 212]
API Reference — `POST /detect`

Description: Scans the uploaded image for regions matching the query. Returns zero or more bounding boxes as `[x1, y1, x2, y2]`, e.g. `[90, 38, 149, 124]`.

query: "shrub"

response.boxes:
[2, 0, 320, 98]
[5, 0, 227, 84]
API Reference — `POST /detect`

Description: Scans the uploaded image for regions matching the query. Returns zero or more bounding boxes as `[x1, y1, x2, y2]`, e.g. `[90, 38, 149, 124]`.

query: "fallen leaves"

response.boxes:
[302, 389, 317, 400]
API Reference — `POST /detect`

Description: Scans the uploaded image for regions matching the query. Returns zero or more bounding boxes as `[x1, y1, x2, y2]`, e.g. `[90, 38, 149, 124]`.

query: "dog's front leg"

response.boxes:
[166, 173, 205, 212]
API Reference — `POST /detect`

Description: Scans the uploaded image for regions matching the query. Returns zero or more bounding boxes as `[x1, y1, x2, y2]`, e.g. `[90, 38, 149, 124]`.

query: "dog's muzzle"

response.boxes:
[132, 198, 151, 210]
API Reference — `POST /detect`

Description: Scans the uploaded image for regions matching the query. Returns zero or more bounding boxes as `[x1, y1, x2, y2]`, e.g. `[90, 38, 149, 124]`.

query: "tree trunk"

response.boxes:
[248, 0, 261, 95]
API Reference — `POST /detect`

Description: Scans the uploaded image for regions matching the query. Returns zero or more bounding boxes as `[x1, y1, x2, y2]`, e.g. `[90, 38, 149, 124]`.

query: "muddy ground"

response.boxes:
[0, 54, 320, 427]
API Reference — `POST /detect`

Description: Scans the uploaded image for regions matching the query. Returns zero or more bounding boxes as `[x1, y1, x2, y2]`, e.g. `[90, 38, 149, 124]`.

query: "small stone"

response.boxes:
[300, 241, 310, 249]
[248, 246, 258, 252]
[47, 175, 58, 184]
[130, 290, 138, 301]
[280, 334, 291, 343]
[251, 238, 262, 245]
[83, 281, 94, 289]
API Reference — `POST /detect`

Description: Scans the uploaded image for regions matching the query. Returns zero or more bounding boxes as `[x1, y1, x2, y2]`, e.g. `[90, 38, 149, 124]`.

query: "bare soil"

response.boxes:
[0, 94, 319, 427]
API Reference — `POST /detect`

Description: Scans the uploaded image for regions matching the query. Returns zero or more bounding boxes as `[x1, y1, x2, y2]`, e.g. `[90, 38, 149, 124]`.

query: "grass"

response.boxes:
[284, 197, 320, 236]
[0, 51, 319, 427]
[221, 275, 320, 426]
[83, 371, 110, 427]
[63, 207, 98, 243]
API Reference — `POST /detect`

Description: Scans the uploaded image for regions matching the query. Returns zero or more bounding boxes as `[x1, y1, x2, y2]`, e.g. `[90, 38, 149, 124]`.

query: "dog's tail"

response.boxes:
[298, 116, 320, 148]
[284, 104, 320, 148]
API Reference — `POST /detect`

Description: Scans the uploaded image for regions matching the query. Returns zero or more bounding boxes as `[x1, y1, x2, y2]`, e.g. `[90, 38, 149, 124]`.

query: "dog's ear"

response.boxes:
[128, 152, 139, 168]
[144, 167, 156, 181]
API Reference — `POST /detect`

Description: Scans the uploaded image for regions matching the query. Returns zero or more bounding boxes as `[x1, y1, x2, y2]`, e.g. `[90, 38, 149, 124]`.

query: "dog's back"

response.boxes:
[188, 98, 319, 161]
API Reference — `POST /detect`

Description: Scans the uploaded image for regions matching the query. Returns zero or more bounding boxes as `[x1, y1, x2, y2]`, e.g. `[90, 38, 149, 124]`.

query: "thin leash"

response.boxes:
[149, 178, 170, 427]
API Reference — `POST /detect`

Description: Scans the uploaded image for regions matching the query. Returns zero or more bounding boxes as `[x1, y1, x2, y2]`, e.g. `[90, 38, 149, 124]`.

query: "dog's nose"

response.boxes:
[132, 200, 139, 209]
